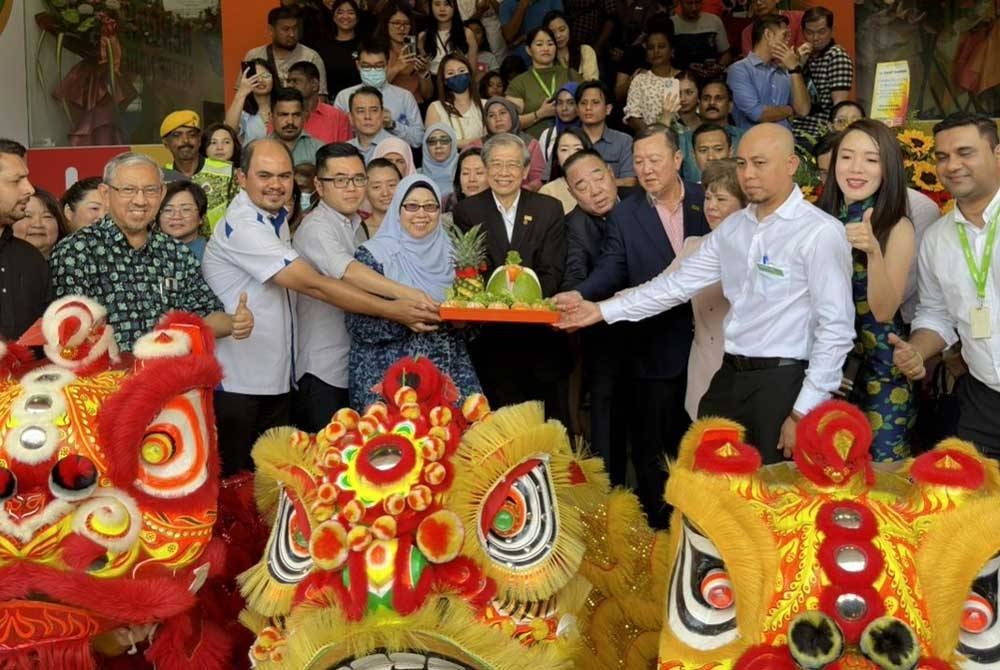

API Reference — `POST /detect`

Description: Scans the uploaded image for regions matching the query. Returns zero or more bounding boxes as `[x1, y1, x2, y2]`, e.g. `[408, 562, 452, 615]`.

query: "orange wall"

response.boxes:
[221, 0, 277, 107]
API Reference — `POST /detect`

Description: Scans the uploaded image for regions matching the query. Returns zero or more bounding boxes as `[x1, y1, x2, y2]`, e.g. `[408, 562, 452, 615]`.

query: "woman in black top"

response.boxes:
[319, 0, 364, 91]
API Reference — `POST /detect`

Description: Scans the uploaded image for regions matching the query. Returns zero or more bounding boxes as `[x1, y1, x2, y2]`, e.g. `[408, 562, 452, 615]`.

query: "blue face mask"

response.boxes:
[444, 72, 472, 94]
[300, 191, 315, 212]
[360, 67, 387, 89]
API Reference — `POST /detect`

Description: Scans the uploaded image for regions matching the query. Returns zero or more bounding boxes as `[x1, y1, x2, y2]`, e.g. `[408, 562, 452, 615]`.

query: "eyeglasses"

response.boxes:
[427, 138, 453, 146]
[317, 175, 369, 188]
[109, 184, 163, 198]
[401, 202, 440, 213]
[162, 205, 199, 218]
[257, 73, 273, 81]
[487, 161, 524, 172]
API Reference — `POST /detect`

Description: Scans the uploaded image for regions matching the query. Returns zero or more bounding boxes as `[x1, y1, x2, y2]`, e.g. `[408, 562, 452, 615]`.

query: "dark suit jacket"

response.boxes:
[563, 206, 606, 291]
[576, 181, 710, 380]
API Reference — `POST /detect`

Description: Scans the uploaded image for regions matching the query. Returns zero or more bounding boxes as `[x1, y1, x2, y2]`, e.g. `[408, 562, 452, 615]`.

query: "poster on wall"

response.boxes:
[855, 0, 1000, 119]
[29, 0, 223, 147]
[871, 61, 911, 126]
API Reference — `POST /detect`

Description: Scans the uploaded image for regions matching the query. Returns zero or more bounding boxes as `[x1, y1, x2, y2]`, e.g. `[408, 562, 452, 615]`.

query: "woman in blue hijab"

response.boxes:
[419, 123, 459, 200]
[346, 174, 481, 410]
[538, 81, 580, 171]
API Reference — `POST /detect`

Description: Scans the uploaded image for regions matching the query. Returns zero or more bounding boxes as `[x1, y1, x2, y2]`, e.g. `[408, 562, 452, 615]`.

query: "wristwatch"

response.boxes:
[788, 66, 803, 74]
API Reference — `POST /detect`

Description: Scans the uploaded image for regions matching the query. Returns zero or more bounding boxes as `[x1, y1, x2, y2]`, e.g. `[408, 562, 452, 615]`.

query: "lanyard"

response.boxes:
[957, 208, 1000, 305]
[531, 68, 557, 100]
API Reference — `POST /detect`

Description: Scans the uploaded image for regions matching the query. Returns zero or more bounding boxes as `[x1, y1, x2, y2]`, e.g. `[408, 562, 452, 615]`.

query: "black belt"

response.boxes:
[723, 353, 806, 371]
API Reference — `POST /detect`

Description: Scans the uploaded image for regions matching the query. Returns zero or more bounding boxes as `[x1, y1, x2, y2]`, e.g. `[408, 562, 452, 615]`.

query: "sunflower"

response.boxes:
[942, 199, 956, 214]
[800, 185, 818, 203]
[898, 129, 934, 160]
[912, 161, 944, 192]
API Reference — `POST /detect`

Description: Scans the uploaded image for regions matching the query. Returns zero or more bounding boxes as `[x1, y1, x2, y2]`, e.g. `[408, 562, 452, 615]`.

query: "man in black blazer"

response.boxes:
[453, 133, 570, 424]
[559, 125, 709, 528]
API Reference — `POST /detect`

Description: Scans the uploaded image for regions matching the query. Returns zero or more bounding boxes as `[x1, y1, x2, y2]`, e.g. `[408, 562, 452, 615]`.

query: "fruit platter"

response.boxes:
[439, 224, 560, 324]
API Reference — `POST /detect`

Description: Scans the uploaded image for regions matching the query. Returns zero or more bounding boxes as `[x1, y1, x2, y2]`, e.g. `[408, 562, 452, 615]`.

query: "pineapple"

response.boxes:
[446, 222, 488, 301]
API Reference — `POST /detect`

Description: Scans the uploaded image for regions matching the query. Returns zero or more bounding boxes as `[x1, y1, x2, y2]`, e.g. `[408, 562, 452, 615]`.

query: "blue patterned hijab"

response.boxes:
[361, 174, 454, 302]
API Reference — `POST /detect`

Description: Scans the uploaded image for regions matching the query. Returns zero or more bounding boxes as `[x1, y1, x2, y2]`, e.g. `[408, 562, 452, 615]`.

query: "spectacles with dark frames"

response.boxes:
[401, 202, 440, 213]
[108, 184, 163, 198]
[317, 175, 369, 188]
[427, 138, 453, 146]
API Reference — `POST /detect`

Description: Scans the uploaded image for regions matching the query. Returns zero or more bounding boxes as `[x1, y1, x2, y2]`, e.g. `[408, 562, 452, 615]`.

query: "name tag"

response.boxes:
[971, 305, 993, 339]
[756, 262, 786, 278]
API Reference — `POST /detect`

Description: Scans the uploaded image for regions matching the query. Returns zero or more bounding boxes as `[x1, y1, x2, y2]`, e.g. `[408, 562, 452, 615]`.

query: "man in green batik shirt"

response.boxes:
[160, 110, 236, 235]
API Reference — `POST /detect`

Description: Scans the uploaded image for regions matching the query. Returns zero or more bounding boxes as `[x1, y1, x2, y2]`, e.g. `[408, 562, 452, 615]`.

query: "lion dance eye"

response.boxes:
[50, 455, 98, 500]
[141, 432, 175, 465]
[491, 493, 527, 538]
[963, 594, 995, 635]
[700, 569, 734, 610]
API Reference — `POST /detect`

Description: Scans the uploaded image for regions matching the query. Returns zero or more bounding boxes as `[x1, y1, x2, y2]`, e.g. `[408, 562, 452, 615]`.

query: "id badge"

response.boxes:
[971, 305, 993, 339]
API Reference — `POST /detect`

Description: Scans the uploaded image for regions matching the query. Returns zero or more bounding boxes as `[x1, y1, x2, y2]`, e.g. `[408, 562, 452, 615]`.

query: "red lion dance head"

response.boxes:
[0, 297, 226, 669]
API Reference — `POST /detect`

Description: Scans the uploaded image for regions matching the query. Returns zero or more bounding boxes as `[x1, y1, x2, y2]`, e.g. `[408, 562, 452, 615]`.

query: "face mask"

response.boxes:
[360, 67, 387, 89]
[300, 192, 315, 212]
[445, 73, 472, 94]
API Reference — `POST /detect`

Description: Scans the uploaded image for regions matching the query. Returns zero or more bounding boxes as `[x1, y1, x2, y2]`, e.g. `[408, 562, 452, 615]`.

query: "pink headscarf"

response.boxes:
[370, 137, 416, 176]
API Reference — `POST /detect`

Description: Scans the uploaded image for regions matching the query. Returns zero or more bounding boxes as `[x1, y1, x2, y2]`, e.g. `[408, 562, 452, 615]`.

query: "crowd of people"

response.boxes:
[2, 0, 998, 527]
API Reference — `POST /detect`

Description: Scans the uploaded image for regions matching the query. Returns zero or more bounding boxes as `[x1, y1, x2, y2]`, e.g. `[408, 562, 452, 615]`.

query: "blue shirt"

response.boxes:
[499, 0, 564, 42]
[678, 124, 745, 182]
[334, 83, 424, 149]
[592, 127, 636, 180]
[727, 53, 793, 131]
[347, 129, 396, 164]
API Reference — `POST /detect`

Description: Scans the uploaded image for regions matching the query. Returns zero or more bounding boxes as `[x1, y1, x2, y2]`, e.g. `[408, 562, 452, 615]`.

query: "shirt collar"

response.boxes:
[233, 190, 288, 233]
[493, 190, 521, 217]
[101, 214, 154, 251]
[953, 187, 1000, 231]
[647, 178, 685, 210]
[314, 200, 362, 230]
[748, 185, 805, 225]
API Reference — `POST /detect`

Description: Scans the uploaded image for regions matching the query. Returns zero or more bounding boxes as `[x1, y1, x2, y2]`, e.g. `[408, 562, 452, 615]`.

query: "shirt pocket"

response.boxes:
[753, 261, 792, 300]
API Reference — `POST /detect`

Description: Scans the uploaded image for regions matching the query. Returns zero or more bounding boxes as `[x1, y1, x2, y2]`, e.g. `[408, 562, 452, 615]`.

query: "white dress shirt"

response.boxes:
[493, 191, 521, 242]
[293, 202, 368, 389]
[600, 186, 855, 415]
[912, 187, 1000, 391]
[900, 187, 942, 323]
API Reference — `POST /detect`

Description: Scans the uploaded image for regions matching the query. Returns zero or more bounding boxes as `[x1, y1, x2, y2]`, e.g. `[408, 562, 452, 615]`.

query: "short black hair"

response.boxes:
[289, 60, 320, 81]
[692, 123, 732, 147]
[751, 13, 789, 47]
[700, 78, 733, 100]
[575, 80, 610, 105]
[367, 157, 403, 178]
[802, 6, 834, 29]
[315, 143, 364, 172]
[812, 130, 841, 159]
[561, 148, 606, 177]
[357, 36, 390, 60]
[60, 176, 103, 211]
[634, 123, 680, 153]
[0, 138, 27, 159]
[268, 6, 299, 25]
[273, 87, 305, 106]
[160, 180, 209, 219]
[933, 111, 1000, 149]
[349, 85, 383, 110]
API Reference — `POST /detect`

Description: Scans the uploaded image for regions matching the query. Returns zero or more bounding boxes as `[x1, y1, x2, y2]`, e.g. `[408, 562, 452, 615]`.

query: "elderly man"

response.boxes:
[50, 152, 252, 352]
[453, 132, 569, 421]
[0, 139, 49, 340]
[160, 110, 236, 232]
[557, 123, 854, 467]
[203, 138, 439, 474]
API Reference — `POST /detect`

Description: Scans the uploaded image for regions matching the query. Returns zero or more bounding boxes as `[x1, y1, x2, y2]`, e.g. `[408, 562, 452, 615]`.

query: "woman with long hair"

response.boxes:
[201, 122, 242, 167]
[464, 19, 501, 74]
[380, 3, 433, 102]
[539, 127, 592, 213]
[419, 0, 477, 76]
[453, 148, 488, 202]
[623, 19, 681, 132]
[544, 11, 598, 82]
[478, 70, 505, 99]
[319, 0, 364, 91]
[505, 26, 580, 140]
[224, 58, 279, 143]
[425, 53, 486, 149]
[816, 119, 916, 461]
[13, 190, 66, 260]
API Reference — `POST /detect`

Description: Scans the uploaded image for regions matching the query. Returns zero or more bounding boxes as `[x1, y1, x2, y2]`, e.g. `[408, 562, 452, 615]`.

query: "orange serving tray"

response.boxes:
[439, 306, 560, 324]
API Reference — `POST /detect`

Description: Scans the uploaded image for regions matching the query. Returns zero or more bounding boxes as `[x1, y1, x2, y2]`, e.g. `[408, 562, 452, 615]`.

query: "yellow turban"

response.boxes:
[160, 110, 201, 138]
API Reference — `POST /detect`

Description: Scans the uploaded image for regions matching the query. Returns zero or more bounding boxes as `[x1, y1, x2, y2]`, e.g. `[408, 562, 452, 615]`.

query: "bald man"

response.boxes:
[555, 124, 855, 462]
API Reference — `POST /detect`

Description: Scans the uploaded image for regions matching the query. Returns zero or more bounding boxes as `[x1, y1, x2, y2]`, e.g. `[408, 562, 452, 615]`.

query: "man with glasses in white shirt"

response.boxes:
[891, 112, 1000, 459]
[556, 123, 855, 462]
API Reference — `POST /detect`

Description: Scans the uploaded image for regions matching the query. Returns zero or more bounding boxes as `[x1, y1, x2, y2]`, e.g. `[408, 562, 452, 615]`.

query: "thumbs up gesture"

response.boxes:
[232, 292, 254, 340]
[888, 332, 925, 380]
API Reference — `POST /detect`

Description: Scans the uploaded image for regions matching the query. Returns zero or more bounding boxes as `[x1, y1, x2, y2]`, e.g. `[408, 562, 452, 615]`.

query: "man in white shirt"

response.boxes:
[333, 38, 425, 149]
[242, 6, 328, 98]
[556, 123, 855, 462]
[891, 112, 1000, 459]
[294, 143, 431, 432]
[202, 139, 440, 475]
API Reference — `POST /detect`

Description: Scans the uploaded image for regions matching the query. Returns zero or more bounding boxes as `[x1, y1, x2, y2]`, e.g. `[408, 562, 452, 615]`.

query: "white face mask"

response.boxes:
[300, 191, 315, 212]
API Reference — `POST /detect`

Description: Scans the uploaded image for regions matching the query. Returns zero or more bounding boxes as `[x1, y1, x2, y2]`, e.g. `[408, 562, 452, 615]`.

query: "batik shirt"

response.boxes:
[50, 216, 222, 352]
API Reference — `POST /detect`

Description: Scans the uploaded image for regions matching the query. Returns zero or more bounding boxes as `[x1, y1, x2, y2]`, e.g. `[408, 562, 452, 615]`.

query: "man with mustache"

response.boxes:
[679, 79, 745, 182]
[160, 110, 236, 233]
[202, 139, 439, 475]
[270, 88, 324, 168]
[0, 139, 49, 341]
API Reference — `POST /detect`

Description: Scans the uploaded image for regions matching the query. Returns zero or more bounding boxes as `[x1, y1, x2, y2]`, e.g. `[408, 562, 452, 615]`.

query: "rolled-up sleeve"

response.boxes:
[793, 225, 855, 414]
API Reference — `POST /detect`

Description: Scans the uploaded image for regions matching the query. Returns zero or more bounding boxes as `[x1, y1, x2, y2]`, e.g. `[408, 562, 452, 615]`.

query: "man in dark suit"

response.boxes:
[558, 124, 709, 528]
[453, 133, 569, 423]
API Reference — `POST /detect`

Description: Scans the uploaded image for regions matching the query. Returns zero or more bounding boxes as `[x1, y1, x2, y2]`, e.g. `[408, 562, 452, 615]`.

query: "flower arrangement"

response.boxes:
[895, 126, 954, 210]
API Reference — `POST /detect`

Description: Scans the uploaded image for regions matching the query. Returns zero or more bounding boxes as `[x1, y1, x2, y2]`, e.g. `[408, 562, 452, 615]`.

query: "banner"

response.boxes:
[870, 60, 911, 127]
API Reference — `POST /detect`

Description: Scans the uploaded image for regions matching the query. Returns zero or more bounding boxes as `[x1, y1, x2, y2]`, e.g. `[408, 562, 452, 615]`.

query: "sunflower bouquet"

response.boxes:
[896, 126, 954, 210]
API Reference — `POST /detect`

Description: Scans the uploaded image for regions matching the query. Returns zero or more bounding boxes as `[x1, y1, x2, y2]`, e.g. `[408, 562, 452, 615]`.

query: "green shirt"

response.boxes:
[166, 155, 237, 236]
[269, 131, 325, 168]
[50, 216, 223, 352]
[505, 65, 580, 140]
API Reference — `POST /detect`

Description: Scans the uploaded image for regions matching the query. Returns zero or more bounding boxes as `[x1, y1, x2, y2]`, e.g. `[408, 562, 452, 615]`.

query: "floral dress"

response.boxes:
[841, 201, 915, 460]
[345, 247, 481, 411]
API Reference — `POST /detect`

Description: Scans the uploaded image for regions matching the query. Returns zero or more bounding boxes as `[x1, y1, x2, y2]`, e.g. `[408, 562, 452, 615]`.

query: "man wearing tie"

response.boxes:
[453, 132, 569, 422]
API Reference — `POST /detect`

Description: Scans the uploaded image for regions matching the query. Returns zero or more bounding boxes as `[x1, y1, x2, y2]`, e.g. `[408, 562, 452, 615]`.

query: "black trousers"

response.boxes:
[294, 373, 349, 434]
[214, 390, 291, 477]
[632, 376, 690, 529]
[585, 329, 630, 487]
[957, 373, 1000, 460]
[698, 358, 806, 465]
